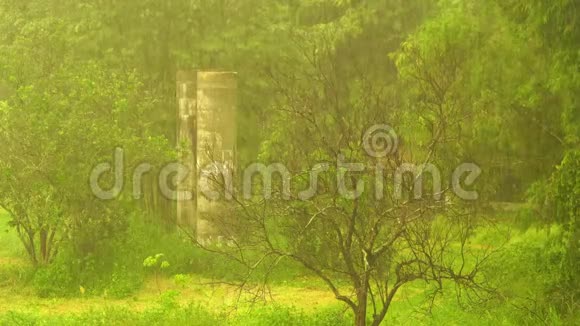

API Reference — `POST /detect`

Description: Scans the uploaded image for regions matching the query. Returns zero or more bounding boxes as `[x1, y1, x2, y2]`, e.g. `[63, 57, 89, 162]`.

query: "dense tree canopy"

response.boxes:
[0, 0, 577, 324]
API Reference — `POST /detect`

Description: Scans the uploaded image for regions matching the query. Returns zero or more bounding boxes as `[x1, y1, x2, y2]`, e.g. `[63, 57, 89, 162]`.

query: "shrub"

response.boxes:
[30, 214, 187, 298]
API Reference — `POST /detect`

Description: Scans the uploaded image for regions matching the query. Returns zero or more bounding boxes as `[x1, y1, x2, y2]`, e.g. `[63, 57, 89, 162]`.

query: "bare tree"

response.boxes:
[188, 26, 496, 326]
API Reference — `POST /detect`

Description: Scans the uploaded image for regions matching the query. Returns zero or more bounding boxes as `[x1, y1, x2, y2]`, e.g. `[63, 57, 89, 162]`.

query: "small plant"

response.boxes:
[173, 273, 190, 288]
[143, 253, 170, 294]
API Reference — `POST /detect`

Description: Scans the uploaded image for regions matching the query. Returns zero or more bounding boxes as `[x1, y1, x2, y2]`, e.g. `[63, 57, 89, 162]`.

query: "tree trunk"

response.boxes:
[26, 230, 38, 265]
[39, 228, 48, 264]
[355, 286, 368, 326]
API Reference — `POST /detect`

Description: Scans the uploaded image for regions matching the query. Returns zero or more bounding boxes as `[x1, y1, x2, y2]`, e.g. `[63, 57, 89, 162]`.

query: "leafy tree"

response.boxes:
[399, 0, 580, 319]
[0, 10, 171, 264]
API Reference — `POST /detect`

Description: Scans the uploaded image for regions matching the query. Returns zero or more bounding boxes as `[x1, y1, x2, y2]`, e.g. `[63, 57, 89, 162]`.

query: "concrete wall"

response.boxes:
[176, 71, 237, 240]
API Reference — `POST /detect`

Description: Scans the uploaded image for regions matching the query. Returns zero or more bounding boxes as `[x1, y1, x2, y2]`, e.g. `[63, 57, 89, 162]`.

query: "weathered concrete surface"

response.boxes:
[176, 71, 197, 226]
[175, 71, 237, 240]
[196, 71, 237, 240]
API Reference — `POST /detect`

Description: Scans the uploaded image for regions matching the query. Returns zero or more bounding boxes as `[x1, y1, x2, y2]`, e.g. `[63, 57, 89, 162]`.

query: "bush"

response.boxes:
[482, 226, 570, 324]
[31, 214, 197, 298]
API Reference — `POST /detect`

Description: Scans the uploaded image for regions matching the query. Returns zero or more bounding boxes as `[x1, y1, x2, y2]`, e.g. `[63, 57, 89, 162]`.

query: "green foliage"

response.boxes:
[0, 302, 349, 325]
[143, 253, 169, 269]
[0, 305, 220, 326]
[0, 0, 577, 323]
[479, 225, 577, 324]
[0, 210, 22, 257]
[29, 216, 200, 298]
[0, 0, 175, 265]
[527, 150, 580, 315]
[172, 273, 190, 288]
[31, 234, 144, 299]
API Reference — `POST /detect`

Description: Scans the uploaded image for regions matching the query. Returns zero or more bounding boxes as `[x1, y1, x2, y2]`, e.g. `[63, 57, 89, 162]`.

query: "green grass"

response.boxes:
[0, 304, 351, 326]
[0, 278, 568, 326]
[0, 210, 576, 325]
